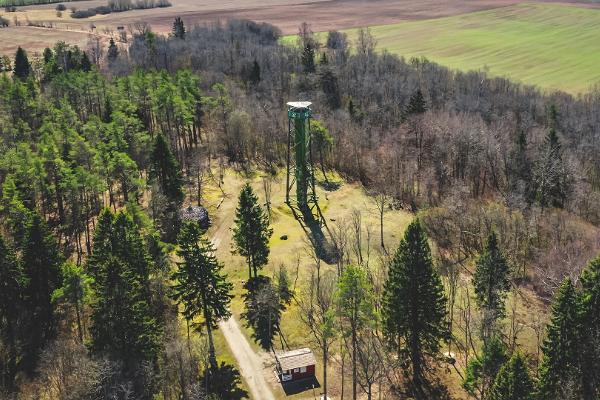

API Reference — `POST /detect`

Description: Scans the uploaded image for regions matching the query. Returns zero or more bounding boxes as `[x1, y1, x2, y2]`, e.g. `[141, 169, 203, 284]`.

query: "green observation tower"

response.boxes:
[285, 102, 325, 226]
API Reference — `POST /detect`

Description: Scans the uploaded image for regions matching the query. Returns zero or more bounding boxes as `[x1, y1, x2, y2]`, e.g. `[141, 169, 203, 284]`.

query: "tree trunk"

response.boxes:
[323, 346, 328, 399]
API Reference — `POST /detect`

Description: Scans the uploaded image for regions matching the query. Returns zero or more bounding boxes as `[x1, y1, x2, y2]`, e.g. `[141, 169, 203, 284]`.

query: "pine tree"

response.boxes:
[473, 232, 511, 338]
[171, 220, 233, 370]
[579, 256, 600, 399]
[0, 235, 25, 390]
[51, 262, 91, 342]
[382, 219, 448, 399]
[489, 353, 535, 400]
[463, 336, 508, 398]
[107, 38, 119, 63]
[538, 279, 583, 399]
[232, 183, 273, 280]
[301, 43, 316, 73]
[405, 89, 427, 116]
[13, 47, 30, 80]
[172, 16, 186, 39]
[20, 213, 63, 372]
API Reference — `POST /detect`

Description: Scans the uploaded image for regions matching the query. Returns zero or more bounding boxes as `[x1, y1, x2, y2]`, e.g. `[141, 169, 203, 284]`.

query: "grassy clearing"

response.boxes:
[285, 3, 600, 94]
[200, 167, 551, 399]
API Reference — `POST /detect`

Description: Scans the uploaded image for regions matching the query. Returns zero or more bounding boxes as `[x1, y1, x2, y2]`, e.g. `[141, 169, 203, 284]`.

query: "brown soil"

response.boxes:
[0, 0, 598, 56]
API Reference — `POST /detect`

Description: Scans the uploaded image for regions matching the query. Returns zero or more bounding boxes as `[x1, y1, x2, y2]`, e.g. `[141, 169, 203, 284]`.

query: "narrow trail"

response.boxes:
[211, 196, 277, 400]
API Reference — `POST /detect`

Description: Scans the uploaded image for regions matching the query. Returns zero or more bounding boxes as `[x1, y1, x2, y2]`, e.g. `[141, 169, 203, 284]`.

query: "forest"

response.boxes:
[1, 17, 600, 400]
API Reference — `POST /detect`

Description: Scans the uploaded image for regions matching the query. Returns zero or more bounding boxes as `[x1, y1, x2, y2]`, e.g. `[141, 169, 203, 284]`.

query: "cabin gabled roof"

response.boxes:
[276, 348, 316, 371]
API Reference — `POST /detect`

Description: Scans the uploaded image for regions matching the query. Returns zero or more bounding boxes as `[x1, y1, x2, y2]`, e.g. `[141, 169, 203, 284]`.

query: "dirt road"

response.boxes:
[209, 192, 276, 400]
[218, 316, 276, 400]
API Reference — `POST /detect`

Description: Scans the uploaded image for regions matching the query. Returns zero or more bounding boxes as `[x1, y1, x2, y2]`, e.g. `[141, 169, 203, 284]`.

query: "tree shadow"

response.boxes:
[200, 362, 249, 400]
[281, 376, 321, 396]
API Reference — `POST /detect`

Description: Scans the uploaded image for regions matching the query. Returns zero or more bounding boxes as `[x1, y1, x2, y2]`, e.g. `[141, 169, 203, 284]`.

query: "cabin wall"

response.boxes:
[290, 364, 315, 381]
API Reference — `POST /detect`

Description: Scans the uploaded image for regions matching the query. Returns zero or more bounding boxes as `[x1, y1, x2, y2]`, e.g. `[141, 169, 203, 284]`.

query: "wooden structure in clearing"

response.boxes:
[275, 347, 316, 383]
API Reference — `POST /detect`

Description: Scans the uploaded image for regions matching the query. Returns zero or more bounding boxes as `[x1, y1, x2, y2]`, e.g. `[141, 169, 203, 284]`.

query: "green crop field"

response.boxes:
[289, 3, 600, 94]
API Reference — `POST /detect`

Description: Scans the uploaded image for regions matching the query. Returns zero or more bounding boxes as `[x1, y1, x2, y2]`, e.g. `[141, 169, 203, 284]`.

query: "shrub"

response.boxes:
[93, 5, 111, 14]
[71, 8, 97, 18]
[55, 3, 66, 11]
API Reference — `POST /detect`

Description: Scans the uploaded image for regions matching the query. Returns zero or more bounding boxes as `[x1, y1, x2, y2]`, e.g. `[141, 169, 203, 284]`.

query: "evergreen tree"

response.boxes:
[473, 232, 511, 338]
[249, 59, 260, 85]
[538, 279, 583, 399]
[88, 209, 162, 397]
[80, 51, 92, 72]
[579, 256, 600, 399]
[21, 213, 63, 372]
[242, 276, 282, 350]
[301, 43, 316, 73]
[463, 336, 508, 399]
[107, 38, 119, 63]
[13, 47, 30, 80]
[232, 183, 273, 279]
[534, 127, 569, 208]
[319, 67, 341, 109]
[171, 221, 233, 370]
[51, 262, 91, 342]
[310, 119, 334, 181]
[172, 16, 186, 39]
[149, 133, 184, 204]
[382, 219, 448, 399]
[149, 133, 184, 242]
[42, 47, 53, 64]
[0, 235, 25, 391]
[508, 130, 533, 202]
[405, 89, 427, 116]
[489, 353, 535, 400]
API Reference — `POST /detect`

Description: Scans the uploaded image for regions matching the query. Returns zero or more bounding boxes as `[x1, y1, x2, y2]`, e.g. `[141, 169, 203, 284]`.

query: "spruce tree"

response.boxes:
[88, 209, 162, 396]
[13, 47, 30, 80]
[538, 278, 583, 399]
[382, 219, 449, 399]
[579, 256, 600, 399]
[534, 127, 568, 208]
[489, 353, 535, 400]
[80, 51, 92, 72]
[171, 221, 233, 370]
[463, 335, 508, 398]
[249, 59, 260, 85]
[149, 133, 184, 242]
[172, 16, 186, 39]
[319, 67, 341, 109]
[232, 183, 273, 280]
[301, 43, 316, 73]
[508, 130, 533, 202]
[242, 276, 282, 351]
[149, 133, 184, 205]
[107, 38, 119, 63]
[21, 213, 63, 372]
[473, 232, 511, 338]
[0, 235, 25, 390]
[405, 89, 427, 116]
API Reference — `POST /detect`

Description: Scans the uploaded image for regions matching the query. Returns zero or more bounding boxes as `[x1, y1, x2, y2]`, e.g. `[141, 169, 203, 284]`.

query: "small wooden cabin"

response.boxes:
[275, 348, 316, 382]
